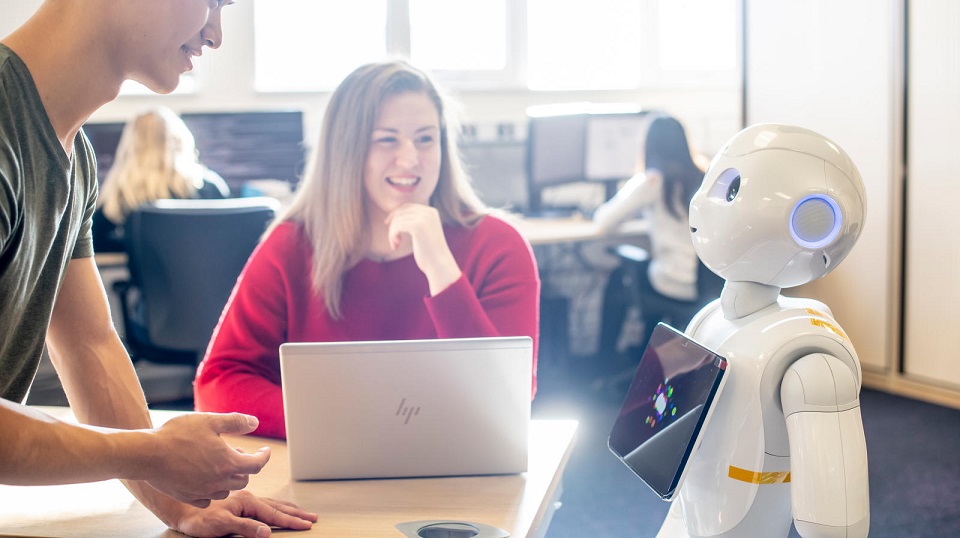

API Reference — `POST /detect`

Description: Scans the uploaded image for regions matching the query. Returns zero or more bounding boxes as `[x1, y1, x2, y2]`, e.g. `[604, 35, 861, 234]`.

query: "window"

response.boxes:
[658, 0, 738, 72]
[253, 0, 739, 92]
[526, 0, 643, 90]
[410, 0, 507, 71]
[254, 0, 387, 92]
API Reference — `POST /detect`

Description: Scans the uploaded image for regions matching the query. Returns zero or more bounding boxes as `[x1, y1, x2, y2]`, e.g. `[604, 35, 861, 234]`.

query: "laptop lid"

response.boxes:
[280, 336, 532, 480]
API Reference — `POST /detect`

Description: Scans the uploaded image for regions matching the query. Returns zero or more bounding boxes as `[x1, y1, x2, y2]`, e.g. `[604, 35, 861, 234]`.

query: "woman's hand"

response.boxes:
[385, 203, 462, 295]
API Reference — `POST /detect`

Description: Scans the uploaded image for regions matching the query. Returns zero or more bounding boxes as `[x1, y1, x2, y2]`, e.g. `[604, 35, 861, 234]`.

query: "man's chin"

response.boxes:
[128, 75, 181, 95]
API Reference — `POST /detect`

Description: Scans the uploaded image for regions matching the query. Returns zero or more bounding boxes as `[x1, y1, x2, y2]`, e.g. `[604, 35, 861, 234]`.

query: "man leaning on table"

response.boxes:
[0, 1, 316, 537]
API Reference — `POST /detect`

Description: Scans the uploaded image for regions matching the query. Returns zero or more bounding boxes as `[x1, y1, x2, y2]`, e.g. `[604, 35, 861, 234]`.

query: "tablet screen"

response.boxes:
[608, 323, 728, 500]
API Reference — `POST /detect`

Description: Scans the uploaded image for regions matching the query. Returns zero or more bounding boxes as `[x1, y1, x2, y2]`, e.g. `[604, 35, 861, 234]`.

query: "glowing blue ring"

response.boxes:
[789, 194, 842, 249]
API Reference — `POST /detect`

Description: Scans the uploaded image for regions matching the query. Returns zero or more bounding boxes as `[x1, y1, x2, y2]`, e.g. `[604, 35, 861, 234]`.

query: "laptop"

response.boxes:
[279, 336, 533, 480]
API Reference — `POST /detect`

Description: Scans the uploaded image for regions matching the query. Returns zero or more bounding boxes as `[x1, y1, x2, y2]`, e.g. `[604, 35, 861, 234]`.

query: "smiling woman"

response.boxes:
[194, 60, 542, 440]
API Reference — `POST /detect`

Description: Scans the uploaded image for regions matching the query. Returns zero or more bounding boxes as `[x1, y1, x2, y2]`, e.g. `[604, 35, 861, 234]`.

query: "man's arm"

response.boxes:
[0, 398, 156, 483]
[43, 257, 270, 505]
[39, 257, 317, 536]
[0, 258, 174, 485]
[45, 258, 153, 426]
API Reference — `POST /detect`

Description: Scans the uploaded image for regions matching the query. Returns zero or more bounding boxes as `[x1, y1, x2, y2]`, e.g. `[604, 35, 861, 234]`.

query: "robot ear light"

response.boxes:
[789, 194, 842, 249]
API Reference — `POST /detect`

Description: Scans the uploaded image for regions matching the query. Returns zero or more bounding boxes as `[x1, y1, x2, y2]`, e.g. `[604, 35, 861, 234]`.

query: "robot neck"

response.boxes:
[720, 281, 781, 320]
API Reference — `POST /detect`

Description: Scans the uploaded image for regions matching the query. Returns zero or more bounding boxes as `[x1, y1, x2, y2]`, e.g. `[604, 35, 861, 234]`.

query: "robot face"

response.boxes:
[689, 124, 866, 288]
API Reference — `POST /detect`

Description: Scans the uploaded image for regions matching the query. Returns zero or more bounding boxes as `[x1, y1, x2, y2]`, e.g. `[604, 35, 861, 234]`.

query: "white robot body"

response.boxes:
[783, 353, 870, 537]
[659, 293, 868, 537]
[654, 124, 870, 537]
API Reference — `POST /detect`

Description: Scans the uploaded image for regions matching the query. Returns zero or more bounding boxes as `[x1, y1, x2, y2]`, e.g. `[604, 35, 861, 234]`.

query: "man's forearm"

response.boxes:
[1, 398, 200, 529]
[47, 330, 153, 430]
[45, 328, 196, 518]
[121, 479, 190, 528]
[0, 399, 155, 485]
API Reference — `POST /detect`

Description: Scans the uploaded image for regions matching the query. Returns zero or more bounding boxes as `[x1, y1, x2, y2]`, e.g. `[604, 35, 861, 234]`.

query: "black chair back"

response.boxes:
[121, 197, 279, 364]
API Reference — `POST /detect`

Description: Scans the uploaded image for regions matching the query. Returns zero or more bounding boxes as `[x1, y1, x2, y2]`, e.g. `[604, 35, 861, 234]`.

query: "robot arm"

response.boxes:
[781, 353, 870, 537]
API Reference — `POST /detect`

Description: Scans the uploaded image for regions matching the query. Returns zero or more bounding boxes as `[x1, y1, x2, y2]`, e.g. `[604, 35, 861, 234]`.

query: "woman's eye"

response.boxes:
[416, 135, 435, 145]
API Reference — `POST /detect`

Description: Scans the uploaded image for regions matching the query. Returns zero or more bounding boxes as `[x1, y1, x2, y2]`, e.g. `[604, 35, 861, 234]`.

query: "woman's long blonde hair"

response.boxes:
[276, 60, 488, 319]
[98, 107, 208, 223]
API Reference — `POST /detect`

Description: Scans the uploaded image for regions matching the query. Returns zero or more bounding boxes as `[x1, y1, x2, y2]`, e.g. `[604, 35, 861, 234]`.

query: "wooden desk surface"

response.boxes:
[93, 252, 127, 269]
[0, 408, 578, 538]
[510, 214, 648, 246]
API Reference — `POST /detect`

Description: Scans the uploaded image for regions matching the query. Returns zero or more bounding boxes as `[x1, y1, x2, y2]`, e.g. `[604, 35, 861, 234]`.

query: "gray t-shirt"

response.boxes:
[0, 43, 98, 402]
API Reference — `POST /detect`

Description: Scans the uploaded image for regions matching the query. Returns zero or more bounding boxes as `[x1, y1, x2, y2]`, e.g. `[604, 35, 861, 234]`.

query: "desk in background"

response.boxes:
[91, 215, 648, 263]
[93, 251, 127, 269]
[0, 407, 578, 538]
[93, 252, 129, 338]
[511, 214, 648, 246]
[91, 214, 649, 366]
[512, 215, 649, 361]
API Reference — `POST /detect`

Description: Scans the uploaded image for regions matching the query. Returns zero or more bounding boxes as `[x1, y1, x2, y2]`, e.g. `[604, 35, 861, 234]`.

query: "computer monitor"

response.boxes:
[81, 121, 126, 183]
[182, 111, 306, 192]
[460, 139, 528, 212]
[525, 104, 649, 213]
[81, 111, 306, 193]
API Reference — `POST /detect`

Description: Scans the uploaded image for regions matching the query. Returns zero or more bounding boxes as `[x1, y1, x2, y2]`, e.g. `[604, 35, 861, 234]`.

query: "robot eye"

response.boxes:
[725, 176, 741, 202]
[708, 168, 741, 204]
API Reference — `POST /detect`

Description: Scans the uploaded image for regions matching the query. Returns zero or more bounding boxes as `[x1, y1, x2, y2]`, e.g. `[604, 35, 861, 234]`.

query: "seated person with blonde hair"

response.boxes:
[93, 107, 230, 253]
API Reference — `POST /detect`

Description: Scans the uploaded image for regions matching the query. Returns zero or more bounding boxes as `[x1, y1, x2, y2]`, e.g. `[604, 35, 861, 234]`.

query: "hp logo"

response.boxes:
[395, 398, 421, 425]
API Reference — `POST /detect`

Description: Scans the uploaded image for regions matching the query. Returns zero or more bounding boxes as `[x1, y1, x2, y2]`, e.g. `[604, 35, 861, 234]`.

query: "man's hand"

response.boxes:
[141, 412, 270, 507]
[172, 490, 318, 538]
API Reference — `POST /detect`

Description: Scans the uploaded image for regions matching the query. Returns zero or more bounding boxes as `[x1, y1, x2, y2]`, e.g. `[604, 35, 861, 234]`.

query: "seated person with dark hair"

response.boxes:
[595, 114, 721, 365]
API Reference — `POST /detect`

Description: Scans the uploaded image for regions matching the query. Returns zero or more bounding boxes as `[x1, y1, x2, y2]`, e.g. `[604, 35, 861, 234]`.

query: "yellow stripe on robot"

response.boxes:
[804, 308, 849, 341]
[728, 465, 791, 484]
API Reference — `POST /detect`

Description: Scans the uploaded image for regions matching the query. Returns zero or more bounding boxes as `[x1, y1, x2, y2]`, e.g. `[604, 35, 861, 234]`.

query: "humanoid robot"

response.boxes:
[658, 124, 870, 537]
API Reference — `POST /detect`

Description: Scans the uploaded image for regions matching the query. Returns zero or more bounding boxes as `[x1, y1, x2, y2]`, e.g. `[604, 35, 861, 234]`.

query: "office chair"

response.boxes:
[113, 197, 279, 403]
[594, 243, 724, 395]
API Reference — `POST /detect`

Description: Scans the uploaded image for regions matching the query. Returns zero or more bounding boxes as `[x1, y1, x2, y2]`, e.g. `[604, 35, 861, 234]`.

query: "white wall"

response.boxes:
[903, 0, 960, 389]
[745, 0, 903, 373]
[0, 0, 740, 155]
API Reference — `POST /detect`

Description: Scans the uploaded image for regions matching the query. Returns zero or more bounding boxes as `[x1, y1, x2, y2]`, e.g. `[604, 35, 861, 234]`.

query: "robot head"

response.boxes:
[689, 124, 866, 288]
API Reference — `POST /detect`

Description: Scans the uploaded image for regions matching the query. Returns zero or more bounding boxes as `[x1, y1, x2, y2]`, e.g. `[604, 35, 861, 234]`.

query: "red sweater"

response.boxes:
[194, 215, 540, 438]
